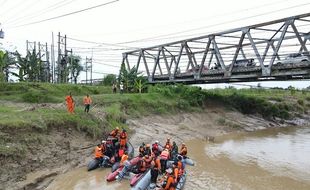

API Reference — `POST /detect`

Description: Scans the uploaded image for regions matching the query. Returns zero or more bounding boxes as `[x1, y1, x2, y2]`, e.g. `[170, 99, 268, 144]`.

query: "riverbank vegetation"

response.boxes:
[0, 82, 309, 158]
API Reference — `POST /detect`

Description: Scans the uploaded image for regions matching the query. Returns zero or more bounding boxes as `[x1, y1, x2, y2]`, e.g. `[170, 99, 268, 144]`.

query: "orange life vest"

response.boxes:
[83, 96, 92, 105]
[120, 154, 128, 165]
[94, 146, 103, 158]
[153, 157, 161, 171]
[180, 146, 187, 156]
[109, 129, 119, 138]
[164, 175, 176, 190]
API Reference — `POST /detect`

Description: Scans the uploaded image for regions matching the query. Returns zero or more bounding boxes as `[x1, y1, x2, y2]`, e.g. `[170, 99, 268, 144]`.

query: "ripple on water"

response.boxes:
[206, 127, 310, 182]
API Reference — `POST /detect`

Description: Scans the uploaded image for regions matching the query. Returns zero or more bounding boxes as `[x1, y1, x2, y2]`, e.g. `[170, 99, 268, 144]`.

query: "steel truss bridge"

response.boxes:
[121, 13, 310, 84]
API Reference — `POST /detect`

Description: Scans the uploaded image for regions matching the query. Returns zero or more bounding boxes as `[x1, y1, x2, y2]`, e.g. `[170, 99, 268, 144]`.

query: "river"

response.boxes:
[46, 126, 310, 190]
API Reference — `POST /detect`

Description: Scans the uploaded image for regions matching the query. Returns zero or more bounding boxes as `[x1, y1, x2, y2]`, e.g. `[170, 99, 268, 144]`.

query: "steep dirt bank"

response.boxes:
[0, 126, 96, 190]
[2, 102, 309, 190]
[127, 101, 310, 154]
[127, 103, 281, 149]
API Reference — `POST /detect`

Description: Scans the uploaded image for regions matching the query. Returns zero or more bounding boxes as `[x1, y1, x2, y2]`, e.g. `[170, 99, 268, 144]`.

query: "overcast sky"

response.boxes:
[1, 0, 310, 86]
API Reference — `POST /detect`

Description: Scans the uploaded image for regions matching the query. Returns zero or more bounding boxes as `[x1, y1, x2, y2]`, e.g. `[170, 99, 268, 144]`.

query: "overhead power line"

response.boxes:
[67, 36, 137, 49]
[4, 0, 78, 26]
[9, 0, 120, 28]
[116, 2, 310, 45]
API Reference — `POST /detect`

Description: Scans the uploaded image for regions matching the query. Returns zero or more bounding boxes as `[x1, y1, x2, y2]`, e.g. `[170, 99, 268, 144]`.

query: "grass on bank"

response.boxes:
[0, 83, 309, 158]
[0, 82, 112, 103]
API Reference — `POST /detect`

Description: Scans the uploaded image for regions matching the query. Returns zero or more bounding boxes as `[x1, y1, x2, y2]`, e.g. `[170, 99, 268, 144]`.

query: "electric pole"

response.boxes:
[85, 57, 92, 85]
[26, 40, 36, 53]
[57, 32, 70, 83]
[51, 32, 55, 83]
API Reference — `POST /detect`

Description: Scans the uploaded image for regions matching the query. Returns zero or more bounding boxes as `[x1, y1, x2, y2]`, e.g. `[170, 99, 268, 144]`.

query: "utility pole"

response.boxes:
[37, 42, 50, 82]
[26, 40, 36, 54]
[66, 48, 72, 83]
[85, 57, 92, 85]
[57, 32, 69, 83]
[51, 32, 55, 83]
[91, 48, 93, 85]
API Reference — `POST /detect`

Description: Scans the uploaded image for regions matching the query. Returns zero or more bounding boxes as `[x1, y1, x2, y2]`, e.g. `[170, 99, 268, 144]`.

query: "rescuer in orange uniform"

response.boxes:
[94, 143, 104, 165]
[65, 92, 75, 113]
[119, 129, 128, 148]
[83, 94, 92, 113]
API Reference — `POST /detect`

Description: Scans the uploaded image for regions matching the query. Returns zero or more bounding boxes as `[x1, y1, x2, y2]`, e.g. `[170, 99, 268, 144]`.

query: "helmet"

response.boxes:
[102, 140, 106, 144]
[116, 127, 119, 130]
[155, 140, 159, 144]
[182, 143, 185, 146]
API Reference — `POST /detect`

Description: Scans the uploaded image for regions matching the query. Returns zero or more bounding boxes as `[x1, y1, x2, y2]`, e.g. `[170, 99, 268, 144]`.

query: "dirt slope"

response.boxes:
[2, 103, 308, 190]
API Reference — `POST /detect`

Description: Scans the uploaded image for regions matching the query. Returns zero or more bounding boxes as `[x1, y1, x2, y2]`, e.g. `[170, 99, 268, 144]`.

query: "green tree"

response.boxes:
[68, 55, 83, 84]
[101, 74, 116, 86]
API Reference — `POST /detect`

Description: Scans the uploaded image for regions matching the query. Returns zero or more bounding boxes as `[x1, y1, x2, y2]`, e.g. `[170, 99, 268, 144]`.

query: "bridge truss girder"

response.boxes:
[122, 13, 310, 83]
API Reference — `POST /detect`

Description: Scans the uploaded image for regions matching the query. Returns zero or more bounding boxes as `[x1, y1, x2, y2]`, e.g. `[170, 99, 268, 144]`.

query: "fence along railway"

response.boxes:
[121, 13, 310, 84]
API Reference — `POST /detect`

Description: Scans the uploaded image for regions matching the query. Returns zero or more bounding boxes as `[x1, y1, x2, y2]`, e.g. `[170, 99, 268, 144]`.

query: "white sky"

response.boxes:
[1, 0, 310, 86]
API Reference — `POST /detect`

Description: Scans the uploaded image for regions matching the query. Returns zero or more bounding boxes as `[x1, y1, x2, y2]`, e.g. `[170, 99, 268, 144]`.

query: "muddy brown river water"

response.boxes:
[46, 127, 310, 190]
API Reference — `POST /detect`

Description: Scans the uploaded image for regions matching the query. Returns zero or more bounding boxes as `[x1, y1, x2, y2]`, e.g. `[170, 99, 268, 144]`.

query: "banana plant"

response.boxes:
[0, 50, 16, 82]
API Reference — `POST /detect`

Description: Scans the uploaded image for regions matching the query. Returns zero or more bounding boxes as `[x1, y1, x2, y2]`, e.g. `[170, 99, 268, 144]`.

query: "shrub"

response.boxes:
[297, 99, 304, 106]
[22, 89, 56, 103]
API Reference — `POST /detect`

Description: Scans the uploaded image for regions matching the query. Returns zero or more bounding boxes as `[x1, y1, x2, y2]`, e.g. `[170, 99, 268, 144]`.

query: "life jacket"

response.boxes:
[152, 143, 159, 153]
[83, 96, 92, 105]
[144, 156, 153, 168]
[180, 146, 187, 156]
[118, 148, 125, 157]
[160, 149, 169, 160]
[109, 129, 119, 138]
[120, 154, 128, 165]
[138, 159, 147, 172]
[165, 142, 172, 151]
[100, 144, 106, 154]
[152, 157, 161, 171]
[174, 165, 182, 179]
[164, 175, 176, 190]
[94, 146, 103, 158]
[120, 132, 127, 139]
[177, 160, 182, 171]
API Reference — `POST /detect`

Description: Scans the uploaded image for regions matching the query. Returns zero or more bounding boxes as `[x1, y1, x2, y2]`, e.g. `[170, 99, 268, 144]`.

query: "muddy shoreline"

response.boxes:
[2, 103, 310, 190]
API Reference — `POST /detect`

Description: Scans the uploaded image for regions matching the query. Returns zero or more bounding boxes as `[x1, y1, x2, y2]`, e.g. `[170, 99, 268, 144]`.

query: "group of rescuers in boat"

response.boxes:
[93, 126, 188, 190]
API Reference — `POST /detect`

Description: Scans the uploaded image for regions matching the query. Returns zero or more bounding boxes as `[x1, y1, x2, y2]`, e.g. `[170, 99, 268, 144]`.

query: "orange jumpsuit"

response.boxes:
[65, 95, 74, 113]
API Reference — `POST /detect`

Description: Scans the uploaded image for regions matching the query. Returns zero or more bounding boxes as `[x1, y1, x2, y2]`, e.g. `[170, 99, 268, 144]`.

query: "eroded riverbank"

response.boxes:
[5, 103, 310, 190]
[45, 104, 310, 190]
